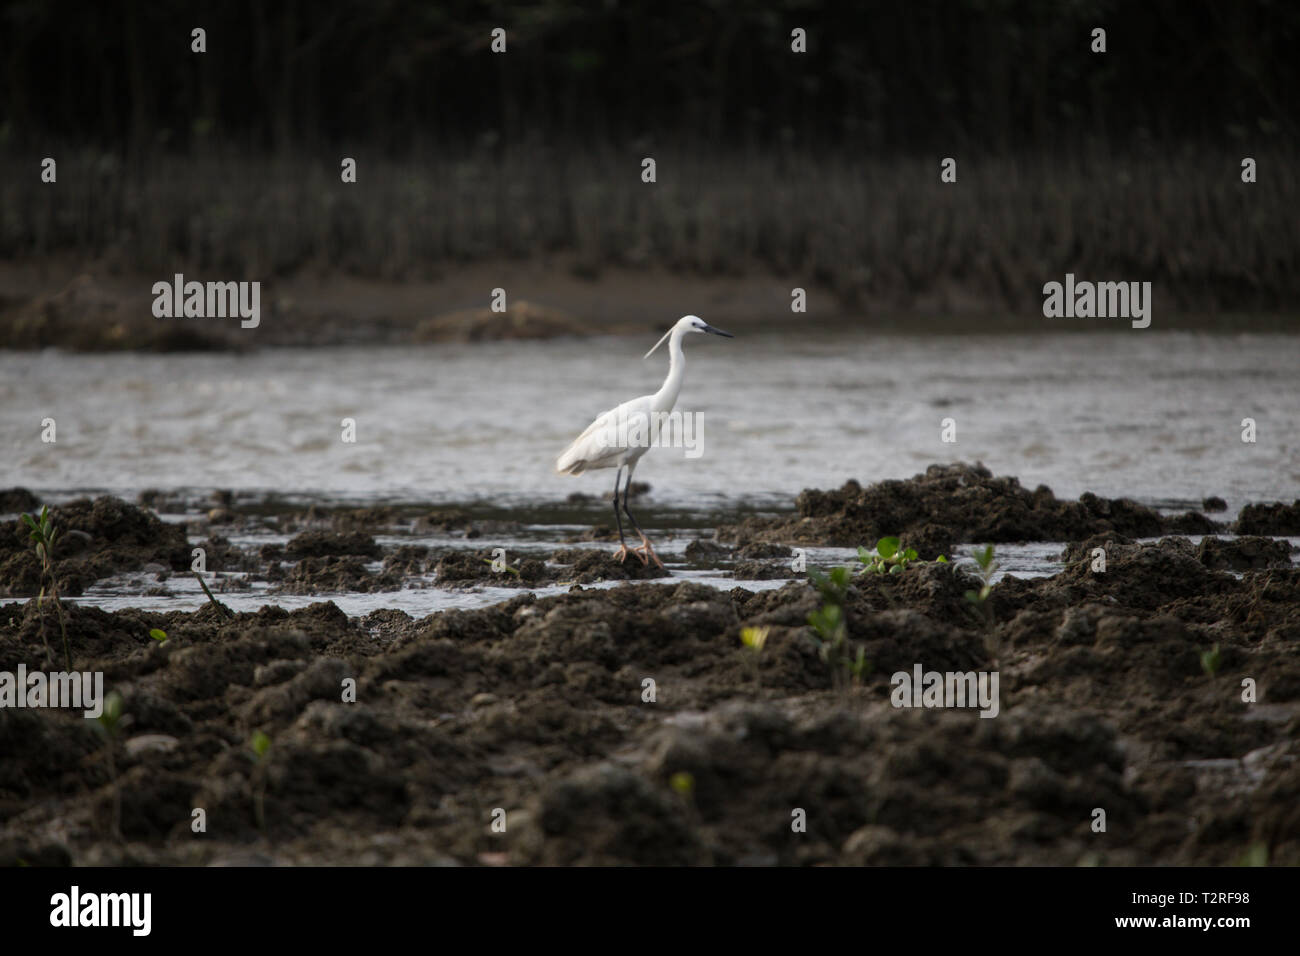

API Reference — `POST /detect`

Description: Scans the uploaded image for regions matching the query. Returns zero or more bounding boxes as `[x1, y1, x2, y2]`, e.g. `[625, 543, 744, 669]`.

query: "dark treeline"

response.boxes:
[2, 0, 1297, 155]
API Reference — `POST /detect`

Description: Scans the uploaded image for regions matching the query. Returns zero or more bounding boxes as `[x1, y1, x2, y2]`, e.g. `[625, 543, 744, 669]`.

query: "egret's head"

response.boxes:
[681, 314, 733, 337]
[645, 315, 734, 358]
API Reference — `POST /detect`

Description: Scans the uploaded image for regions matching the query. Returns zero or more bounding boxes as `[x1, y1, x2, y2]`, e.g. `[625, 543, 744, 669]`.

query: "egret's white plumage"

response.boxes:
[556, 314, 733, 565]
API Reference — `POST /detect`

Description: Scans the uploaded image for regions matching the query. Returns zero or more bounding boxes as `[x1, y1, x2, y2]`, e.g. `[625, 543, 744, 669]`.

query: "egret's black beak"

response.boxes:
[703, 324, 734, 338]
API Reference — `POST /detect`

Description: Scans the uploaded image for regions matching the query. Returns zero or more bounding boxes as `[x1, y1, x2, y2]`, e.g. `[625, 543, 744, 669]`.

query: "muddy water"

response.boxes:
[3, 330, 1297, 509]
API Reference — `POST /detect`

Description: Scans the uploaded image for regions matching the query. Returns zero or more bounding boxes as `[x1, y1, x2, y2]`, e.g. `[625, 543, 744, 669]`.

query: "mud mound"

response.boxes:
[285, 531, 381, 559]
[0, 496, 190, 596]
[547, 548, 671, 583]
[518, 764, 709, 865]
[272, 556, 400, 595]
[0, 488, 40, 515]
[717, 462, 1221, 548]
[1032, 536, 1237, 612]
[413, 300, 592, 343]
[434, 550, 548, 588]
[1197, 536, 1293, 571]
[1236, 500, 1300, 536]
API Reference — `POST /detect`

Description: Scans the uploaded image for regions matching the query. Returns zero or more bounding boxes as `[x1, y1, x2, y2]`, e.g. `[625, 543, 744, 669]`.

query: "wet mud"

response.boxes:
[1, 466, 1298, 866]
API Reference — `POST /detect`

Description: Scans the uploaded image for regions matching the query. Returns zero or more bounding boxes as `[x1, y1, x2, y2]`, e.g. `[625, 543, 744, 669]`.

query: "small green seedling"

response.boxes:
[669, 771, 695, 799]
[857, 537, 920, 575]
[739, 626, 769, 690]
[964, 544, 998, 632]
[808, 567, 848, 648]
[1201, 644, 1223, 677]
[251, 729, 271, 758]
[856, 536, 948, 578]
[250, 730, 271, 831]
[93, 691, 126, 840]
[740, 625, 769, 653]
[22, 506, 71, 670]
[847, 645, 872, 685]
[95, 690, 125, 737]
[149, 628, 168, 644]
[807, 566, 871, 689]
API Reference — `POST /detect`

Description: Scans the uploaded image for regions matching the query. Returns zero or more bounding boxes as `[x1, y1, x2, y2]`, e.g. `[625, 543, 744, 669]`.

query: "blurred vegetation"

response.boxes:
[2, 0, 1295, 153]
[1, 0, 1296, 310]
[2, 147, 1294, 310]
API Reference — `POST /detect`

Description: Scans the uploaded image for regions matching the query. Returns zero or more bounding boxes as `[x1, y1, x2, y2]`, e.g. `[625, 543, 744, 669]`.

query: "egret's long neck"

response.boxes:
[652, 328, 686, 410]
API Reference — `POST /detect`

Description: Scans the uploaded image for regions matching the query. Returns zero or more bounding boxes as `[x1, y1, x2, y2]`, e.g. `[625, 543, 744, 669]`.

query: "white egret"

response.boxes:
[555, 314, 734, 567]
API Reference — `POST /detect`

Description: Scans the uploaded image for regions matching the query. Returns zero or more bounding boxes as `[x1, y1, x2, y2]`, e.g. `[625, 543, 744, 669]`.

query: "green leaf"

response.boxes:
[936, 555, 948, 563]
[904, 548, 918, 561]
[149, 628, 168, 643]
[876, 537, 899, 559]
[670, 771, 695, 797]
[856, 546, 874, 564]
[20, 513, 37, 531]
[251, 730, 271, 758]
[98, 691, 123, 730]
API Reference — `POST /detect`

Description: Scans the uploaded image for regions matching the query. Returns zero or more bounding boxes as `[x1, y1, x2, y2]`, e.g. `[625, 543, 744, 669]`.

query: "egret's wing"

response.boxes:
[554, 396, 651, 475]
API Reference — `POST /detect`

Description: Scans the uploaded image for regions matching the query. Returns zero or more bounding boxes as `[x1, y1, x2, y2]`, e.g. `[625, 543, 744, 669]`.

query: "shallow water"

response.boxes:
[40, 533, 1300, 617]
[3, 330, 1297, 510]
[3, 330, 1298, 613]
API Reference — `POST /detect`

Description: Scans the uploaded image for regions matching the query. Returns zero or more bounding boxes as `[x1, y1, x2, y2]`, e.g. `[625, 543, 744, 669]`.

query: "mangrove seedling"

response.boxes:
[808, 565, 849, 647]
[250, 730, 271, 831]
[857, 537, 920, 575]
[22, 506, 71, 670]
[808, 566, 871, 689]
[93, 690, 126, 840]
[963, 544, 998, 629]
[1201, 644, 1223, 677]
[847, 645, 872, 687]
[739, 625, 769, 689]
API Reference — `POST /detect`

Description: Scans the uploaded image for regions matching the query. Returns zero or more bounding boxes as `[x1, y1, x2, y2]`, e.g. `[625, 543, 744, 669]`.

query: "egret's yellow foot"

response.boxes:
[634, 535, 665, 569]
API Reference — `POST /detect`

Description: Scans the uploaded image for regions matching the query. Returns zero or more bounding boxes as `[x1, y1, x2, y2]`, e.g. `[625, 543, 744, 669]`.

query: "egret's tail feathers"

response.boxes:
[554, 457, 586, 476]
[554, 443, 588, 475]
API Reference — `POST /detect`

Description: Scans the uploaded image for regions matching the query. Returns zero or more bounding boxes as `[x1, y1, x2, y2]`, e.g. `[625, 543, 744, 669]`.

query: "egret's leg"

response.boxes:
[621, 468, 663, 569]
[610, 465, 632, 563]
